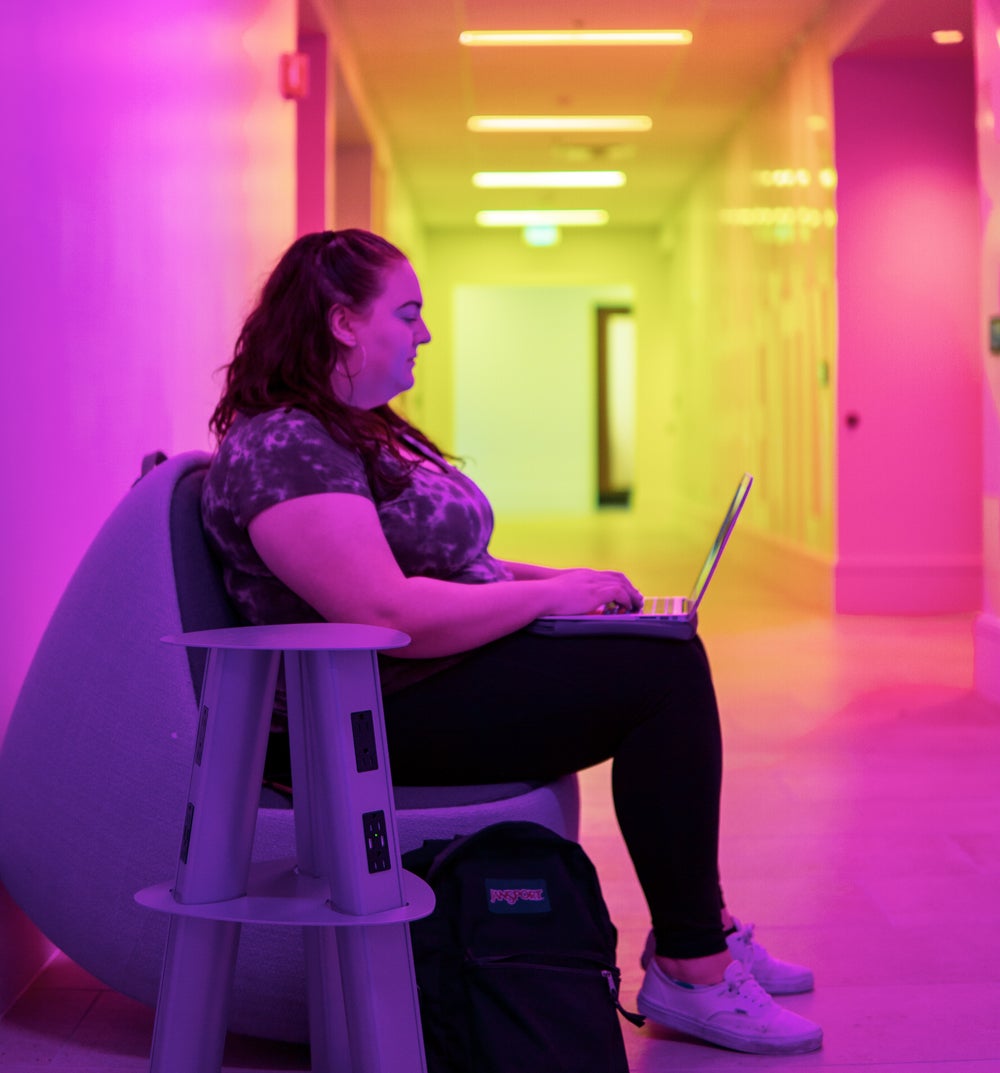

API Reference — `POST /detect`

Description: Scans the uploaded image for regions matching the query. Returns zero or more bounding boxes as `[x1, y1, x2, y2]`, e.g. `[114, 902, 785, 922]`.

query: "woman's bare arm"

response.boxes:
[248, 493, 643, 658]
[494, 559, 566, 580]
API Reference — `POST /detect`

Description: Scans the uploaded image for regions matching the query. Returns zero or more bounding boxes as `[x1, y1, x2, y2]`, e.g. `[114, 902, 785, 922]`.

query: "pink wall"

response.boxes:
[974, 0, 1000, 698]
[1, 0, 297, 731]
[0, 0, 297, 1007]
[297, 31, 330, 233]
[833, 52, 981, 612]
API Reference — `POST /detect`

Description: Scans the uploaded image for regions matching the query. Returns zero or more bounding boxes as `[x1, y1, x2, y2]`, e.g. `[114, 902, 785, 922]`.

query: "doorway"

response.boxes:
[596, 306, 636, 507]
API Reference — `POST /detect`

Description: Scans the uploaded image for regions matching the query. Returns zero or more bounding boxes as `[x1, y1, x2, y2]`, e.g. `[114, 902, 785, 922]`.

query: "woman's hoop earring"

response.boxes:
[331, 342, 367, 404]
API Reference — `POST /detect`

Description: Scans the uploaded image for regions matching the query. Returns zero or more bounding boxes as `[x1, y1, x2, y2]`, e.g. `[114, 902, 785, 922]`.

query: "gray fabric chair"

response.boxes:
[0, 451, 579, 1042]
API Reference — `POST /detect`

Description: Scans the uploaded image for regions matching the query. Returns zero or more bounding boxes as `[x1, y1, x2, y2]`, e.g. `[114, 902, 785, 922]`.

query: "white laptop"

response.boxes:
[527, 473, 753, 639]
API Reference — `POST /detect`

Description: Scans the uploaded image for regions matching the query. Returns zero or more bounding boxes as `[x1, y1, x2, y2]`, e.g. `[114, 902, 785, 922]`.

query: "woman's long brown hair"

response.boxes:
[209, 229, 442, 499]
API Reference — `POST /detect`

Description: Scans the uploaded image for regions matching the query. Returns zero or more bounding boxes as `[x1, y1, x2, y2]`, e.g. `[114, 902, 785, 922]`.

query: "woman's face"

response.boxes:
[330, 259, 432, 409]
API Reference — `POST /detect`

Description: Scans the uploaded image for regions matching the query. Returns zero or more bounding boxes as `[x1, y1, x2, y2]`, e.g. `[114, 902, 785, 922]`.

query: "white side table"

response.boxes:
[136, 623, 433, 1073]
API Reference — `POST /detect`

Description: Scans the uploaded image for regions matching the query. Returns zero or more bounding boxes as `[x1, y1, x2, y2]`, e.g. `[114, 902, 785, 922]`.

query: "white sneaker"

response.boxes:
[640, 920, 815, 995]
[636, 959, 823, 1055]
[725, 917, 814, 995]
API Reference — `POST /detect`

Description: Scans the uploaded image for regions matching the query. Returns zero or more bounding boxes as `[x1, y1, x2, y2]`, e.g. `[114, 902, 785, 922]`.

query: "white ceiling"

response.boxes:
[315, 0, 973, 231]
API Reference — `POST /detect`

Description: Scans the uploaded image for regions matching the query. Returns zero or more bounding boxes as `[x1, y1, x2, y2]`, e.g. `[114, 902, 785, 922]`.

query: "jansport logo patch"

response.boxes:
[485, 878, 551, 913]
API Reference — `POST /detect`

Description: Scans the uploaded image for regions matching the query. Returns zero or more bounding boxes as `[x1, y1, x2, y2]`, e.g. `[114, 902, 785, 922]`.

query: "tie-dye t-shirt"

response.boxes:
[200, 407, 513, 692]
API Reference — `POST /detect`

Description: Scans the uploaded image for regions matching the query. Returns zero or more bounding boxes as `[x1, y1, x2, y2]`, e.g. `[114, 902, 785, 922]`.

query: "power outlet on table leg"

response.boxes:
[362, 809, 391, 873]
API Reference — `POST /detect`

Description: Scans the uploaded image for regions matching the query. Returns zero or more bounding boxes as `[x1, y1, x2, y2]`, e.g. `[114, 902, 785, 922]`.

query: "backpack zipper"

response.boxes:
[601, 969, 645, 1027]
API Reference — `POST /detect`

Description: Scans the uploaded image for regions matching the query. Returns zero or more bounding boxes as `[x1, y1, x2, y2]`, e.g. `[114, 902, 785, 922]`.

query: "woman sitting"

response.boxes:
[201, 228, 823, 1056]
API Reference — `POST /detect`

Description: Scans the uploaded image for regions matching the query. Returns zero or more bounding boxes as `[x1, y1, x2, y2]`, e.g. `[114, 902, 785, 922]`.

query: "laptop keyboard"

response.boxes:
[644, 596, 687, 616]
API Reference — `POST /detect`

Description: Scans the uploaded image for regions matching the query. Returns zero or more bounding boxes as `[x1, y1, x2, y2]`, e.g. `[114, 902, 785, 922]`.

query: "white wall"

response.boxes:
[654, 35, 839, 607]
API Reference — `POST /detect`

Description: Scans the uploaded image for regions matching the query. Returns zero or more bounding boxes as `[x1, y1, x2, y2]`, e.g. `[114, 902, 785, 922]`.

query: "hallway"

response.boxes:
[1, 513, 998, 1071]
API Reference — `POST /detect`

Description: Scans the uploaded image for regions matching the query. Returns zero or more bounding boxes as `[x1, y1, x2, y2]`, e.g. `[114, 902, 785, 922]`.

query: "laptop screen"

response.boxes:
[687, 473, 753, 609]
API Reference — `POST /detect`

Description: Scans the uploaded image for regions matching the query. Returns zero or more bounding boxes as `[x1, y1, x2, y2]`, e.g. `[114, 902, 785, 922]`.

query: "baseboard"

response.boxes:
[835, 554, 981, 614]
[736, 527, 835, 612]
[974, 611, 1000, 703]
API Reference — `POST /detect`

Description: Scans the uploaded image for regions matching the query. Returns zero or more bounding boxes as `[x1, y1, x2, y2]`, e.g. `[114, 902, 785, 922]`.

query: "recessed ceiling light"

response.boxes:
[473, 171, 626, 189]
[468, 116, 652, 133]
[476, 209, 609, 227]
[459, 29, 692, 47]
[931, 29, 964, 45]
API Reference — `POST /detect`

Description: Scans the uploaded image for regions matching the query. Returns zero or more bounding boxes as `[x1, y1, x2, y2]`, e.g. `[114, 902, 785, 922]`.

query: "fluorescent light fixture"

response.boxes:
[473, 170, 626, 189]
[476, 209, 609, 227]
[459, 29, 692, 47]
[468, 115, 652, 133]
[931, 29, 964, 45]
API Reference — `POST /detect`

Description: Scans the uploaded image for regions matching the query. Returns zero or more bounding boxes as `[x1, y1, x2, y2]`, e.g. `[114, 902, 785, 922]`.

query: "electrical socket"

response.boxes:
[362, 809, 391, 873]
[180, 802, 194, 864]
[351, 709, 378, 773]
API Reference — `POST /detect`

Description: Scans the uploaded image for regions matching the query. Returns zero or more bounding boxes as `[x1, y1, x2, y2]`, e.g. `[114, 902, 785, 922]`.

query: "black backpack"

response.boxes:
[404, 820, 644, 1073]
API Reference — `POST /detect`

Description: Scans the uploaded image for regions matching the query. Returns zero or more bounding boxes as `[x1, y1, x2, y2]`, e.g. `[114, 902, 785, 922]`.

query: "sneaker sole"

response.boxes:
[754, 970, 815, 996]
[636, 994, 824, 1056]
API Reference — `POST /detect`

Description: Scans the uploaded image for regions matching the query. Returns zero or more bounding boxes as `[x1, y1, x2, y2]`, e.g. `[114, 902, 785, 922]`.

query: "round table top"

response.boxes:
[161, 622, 411, 652]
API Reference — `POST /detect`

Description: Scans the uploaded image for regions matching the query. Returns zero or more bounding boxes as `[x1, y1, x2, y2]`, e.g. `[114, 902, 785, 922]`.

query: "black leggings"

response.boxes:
[382, 630, 727, 959]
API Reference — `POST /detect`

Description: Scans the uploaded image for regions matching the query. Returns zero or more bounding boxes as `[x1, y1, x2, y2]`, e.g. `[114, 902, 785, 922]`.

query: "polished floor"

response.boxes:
[2, 511, 999, 1071]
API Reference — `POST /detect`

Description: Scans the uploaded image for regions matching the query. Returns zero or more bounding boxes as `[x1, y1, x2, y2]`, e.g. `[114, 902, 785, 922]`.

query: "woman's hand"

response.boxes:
[537, 568, 644, 617]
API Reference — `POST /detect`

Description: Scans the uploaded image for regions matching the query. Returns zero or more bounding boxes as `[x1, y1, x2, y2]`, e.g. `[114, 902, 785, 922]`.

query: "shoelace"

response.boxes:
[728, 919, 763, 964]
[723, 963, 773, 1011]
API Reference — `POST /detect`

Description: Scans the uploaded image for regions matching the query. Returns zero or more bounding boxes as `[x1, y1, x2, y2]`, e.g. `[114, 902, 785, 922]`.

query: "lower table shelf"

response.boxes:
[135, 857, 435, 926]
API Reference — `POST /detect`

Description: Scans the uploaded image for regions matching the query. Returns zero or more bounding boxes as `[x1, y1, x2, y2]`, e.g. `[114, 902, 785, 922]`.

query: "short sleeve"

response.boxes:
[217, 409, 373, 528]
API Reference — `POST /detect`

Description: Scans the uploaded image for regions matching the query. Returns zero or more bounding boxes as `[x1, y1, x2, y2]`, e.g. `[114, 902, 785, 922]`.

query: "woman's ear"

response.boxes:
[328, 304, 357, 347]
